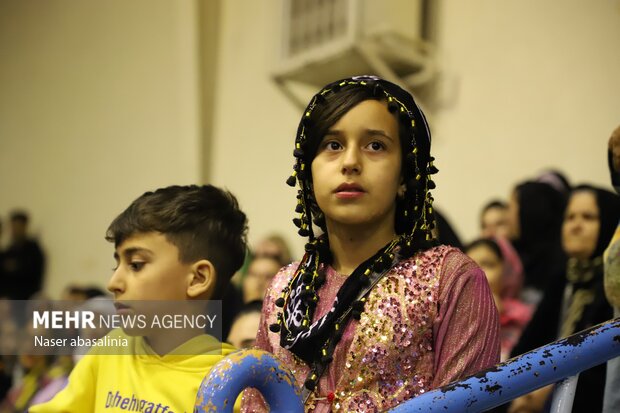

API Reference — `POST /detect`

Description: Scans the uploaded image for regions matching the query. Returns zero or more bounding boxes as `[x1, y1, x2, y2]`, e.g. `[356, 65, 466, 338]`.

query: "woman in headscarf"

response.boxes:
[242, 76, 500, 412]
[509, 185, 620, 413]
[506, 180, 568, 304]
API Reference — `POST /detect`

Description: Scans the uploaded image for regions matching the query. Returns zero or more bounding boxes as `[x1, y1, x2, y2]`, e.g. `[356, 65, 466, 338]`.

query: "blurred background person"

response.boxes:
[506, 180, 568, 305]
[2, 353, 72, 413]
[0, 312, 71, 413]
[71, 296, 115, 363]
[59, 284, 106, 304]
[0, 218, 4, 293]
[223, 235, 292, 341]
[0, 211, 45, 301]
[535, 170, 572, 201]
[0, 299, 16, 403]
[509, 185, 620, 413]
[465, 238, 531, 361]
[0, 353, 60, 413]
[480, 200, 511, 239]
[252, 233, 293, 267]
[242, 256, 281, 303]
[226, 300, 262, 350]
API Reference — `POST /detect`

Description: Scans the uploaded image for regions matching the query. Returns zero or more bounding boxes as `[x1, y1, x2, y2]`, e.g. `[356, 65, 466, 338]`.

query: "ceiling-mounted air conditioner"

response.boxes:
[273, 0, 437, 108]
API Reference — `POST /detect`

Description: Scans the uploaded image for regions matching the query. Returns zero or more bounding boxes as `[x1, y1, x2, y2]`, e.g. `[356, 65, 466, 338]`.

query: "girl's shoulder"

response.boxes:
[398, 244, 470, 269]
[264, 262, 299, 301]
[274, 262, 299, 282]
[394, 244, 481, 288]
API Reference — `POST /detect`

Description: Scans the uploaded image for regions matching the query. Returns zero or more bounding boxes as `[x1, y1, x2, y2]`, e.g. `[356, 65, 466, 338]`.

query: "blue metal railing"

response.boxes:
[195, 317, 620, 412]
[388, 317, 620, 412]
[194, 349, 304, 413]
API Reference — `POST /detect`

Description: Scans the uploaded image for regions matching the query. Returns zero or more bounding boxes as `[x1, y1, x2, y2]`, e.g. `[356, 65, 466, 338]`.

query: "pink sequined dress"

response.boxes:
[242, 245, 500, 412]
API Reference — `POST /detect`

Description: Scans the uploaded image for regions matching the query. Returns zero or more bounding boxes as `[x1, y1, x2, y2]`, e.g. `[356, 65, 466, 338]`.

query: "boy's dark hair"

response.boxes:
[105, 185, 248, 299]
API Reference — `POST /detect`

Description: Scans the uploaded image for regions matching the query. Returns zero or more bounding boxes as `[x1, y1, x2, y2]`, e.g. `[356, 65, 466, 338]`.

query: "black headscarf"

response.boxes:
[513, 181, 567, 290]
[275, 76, 438, 394]
[575, 185, 620, 259]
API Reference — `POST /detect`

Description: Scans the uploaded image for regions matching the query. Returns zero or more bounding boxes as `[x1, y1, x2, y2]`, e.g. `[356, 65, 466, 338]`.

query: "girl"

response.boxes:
[243, 76, 500, 412]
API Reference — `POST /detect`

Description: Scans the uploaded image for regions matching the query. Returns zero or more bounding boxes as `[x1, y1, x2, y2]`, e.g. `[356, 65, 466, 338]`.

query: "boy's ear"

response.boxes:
[187, 259, 216, 298]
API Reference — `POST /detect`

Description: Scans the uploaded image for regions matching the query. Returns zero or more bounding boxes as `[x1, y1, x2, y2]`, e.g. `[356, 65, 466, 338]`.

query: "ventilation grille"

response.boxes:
[284, 0, 352, 59]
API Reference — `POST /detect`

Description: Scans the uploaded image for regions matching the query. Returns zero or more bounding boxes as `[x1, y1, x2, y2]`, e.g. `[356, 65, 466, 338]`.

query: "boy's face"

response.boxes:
[108, 232, 193, 302]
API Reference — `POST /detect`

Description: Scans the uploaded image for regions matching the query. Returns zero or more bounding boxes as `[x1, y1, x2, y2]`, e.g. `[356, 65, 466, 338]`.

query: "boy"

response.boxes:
[29, 184, 247, 412]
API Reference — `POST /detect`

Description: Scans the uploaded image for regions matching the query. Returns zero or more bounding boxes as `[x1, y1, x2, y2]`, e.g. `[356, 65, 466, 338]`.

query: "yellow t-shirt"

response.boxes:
[29, 329, 240, 413]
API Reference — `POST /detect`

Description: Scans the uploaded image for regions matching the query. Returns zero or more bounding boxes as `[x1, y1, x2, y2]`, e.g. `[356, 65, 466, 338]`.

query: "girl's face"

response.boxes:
[311, 99, 403, 233]
[562, 191, 600, 260]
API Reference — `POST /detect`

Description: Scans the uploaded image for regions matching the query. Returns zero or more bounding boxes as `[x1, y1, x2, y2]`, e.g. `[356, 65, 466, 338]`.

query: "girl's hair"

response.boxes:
[286, 76, 437, 254]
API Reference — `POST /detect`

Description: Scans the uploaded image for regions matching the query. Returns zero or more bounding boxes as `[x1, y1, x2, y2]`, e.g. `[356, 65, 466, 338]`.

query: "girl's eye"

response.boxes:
[367, 141, 385, 151]
[129, 262, 145, 271]
[325, 141, 342, 151]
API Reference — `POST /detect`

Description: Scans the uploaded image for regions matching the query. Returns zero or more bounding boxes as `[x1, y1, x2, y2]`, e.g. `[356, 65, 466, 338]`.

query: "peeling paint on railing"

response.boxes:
[194, 349, 303, 413]
[388, 318, 620, 412]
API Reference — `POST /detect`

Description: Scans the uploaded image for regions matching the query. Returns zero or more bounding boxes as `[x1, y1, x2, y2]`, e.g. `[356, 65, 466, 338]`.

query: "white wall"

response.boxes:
[210, 0, 306, 259]
[431, 0, 620, 240]
[211, 0, 620, 252]
[0, 0, 201, 297]
[2, 1, 619, 296]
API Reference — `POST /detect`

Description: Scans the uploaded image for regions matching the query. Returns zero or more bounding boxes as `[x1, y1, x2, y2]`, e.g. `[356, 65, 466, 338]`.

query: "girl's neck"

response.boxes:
[326, 220, 397, 275]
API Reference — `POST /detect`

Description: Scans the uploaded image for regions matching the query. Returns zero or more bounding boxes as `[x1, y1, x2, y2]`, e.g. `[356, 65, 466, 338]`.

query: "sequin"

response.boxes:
[241, 246, 501, 413]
